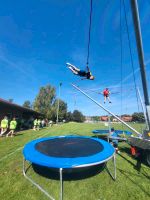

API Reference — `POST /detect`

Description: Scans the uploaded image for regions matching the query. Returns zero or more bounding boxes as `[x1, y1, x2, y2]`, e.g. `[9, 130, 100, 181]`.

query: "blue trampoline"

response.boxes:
[23, 135, 116, 200]
[92, 129, 132, 135]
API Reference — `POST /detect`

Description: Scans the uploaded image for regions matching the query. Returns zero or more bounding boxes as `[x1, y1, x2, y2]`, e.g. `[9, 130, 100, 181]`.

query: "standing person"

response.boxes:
[0, 116, 8, 136]
[6, 118, 17, 137]
[103, 88, 111, 103]
[49, 120, 53, 127]
[41, 119, 45, 128]
[110, 128, 120, 153]
[37, 119, 41, 131]
[66, 63, 95, 80]
[45, 118, 48, 127]
[33, 119, 38, 131]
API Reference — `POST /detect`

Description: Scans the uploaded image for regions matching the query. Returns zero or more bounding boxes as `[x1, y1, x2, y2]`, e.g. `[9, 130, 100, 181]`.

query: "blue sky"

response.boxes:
[0, 0, 150, 116]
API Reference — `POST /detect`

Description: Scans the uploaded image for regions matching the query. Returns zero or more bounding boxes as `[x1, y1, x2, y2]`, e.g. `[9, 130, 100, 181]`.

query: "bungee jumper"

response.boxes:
[66, 63, 95, 80]
[67, 0, 94, 81]
[102, 88, 111, 104]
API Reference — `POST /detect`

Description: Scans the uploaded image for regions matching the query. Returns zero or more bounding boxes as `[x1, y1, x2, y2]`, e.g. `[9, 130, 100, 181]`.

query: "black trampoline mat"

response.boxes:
[35, 137, 104, 158]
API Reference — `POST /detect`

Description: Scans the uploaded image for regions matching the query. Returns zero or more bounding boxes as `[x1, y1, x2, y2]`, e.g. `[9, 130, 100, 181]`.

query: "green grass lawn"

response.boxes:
[0, 122, 149, 200]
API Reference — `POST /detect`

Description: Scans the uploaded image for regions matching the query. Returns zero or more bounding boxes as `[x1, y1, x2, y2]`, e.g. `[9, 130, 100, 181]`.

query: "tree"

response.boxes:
[110, 116, 114, 122]
[33, 85, 56, 118]
[66, 112, 73, 122]
[132, 112, 145, 122]
[92, 116, 100, 121]
[72, 110, 85, 122]
[8, 99, 13, 103]
[51, 99, 67, 121]
[23, 100, 32, 109]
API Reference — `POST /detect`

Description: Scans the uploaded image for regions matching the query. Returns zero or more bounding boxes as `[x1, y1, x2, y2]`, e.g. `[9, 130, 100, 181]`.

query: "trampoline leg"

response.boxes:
[60, 168, 63, 200]
[23, 158, 55, 200]
[106, 154, 116, 180]
[113, 154, 116, 180]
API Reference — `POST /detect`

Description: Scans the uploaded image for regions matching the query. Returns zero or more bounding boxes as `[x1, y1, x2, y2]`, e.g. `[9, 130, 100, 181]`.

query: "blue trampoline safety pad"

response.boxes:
[92, 130, 109, 134]
[92, 130, 132, 135]
[23, 135, 115, 169]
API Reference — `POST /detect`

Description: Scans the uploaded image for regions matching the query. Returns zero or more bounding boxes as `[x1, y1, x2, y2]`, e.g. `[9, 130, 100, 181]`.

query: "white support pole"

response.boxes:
[108, 114, 111, 143]
[60, 168, 63, 200]
[72, 84, 141, 136]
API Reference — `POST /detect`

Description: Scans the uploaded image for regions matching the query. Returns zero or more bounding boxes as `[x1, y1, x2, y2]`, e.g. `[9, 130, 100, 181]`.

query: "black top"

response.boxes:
[78, 70, 91, 79]
[86, 71, 91, 79]
[78, 70, 87, 77]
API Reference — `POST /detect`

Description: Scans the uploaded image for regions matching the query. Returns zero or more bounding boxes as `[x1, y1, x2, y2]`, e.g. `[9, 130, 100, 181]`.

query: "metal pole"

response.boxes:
[23, 159, 55, 200]
[130, 0, 150, 130]
[113, 154, 116, 180]
[72, 84, 141, 136]
[60, 168, 63, 200]
[108, 115, 111, 143]
[137, 87, 148, 129]
[56, 83, 62, 124]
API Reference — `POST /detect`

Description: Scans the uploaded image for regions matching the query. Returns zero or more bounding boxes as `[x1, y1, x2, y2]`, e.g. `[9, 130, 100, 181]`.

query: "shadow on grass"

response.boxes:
[119, 146, 150, 169]
[118, 153, 136, 167]
[92, 135, 108, 141]
[117, 168, 150, 197]
[119, 146, 131, 154]
[14, 133, 23, 137]
[118, 152, 150, 181]
[32, 163, 105, 181]
[118, 152, 143, 172]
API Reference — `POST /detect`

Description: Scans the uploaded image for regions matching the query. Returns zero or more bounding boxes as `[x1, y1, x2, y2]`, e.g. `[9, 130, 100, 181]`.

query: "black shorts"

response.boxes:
[78, 70, 86, 77]
[104, 94, 109, 97]
[113, 143, 118, 148]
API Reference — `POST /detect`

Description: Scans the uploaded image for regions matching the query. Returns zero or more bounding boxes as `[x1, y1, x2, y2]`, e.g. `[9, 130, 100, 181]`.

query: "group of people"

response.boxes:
[33, 119, 42, 131]
[0, 116, 17, 137]
[33, 118, 51, 131]
[0, 116, 51, 137]
[67, 63, 112, 103]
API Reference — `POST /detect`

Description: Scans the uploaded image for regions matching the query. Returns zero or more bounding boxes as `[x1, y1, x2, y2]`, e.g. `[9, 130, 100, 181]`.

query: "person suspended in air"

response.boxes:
[66, 63, 95, 80]
[103, 88, 111, 103]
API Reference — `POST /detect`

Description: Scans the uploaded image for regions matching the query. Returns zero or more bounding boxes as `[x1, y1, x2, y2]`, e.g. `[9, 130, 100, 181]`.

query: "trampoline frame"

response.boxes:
[23, 153, 116, 200]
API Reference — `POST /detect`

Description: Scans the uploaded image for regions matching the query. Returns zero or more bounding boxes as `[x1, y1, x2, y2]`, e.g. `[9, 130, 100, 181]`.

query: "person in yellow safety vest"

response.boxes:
[33, 119, 38, 131]
[0, 116, 8, 136]
[37, 119, 41, 131]
[6, 117, 17, 137]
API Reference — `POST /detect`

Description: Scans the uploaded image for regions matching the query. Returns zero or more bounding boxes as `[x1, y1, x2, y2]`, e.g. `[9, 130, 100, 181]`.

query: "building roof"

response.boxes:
[0, 98, 41, 115]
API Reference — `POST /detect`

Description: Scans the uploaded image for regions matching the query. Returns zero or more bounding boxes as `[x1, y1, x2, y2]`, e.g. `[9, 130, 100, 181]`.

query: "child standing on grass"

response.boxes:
[110, 128, 120, 153]
[6, 118, 17, 137]
[33, 119, 38, 130]
[0, 116, 8, 136]
[37, 119, 41, 131]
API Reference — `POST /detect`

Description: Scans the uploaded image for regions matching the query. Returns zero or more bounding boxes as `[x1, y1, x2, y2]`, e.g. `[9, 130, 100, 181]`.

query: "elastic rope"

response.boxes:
[86, 0, 93, 71]
[120, 0, 124, 130]
[123, 0, 140, 112]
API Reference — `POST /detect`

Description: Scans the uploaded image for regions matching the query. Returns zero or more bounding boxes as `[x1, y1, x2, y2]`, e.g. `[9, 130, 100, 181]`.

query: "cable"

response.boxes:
[122, 0, 140, 112]
[86, 0, 93, 71]
[123, 0, 144, 133]
[120, 0, 123, 129]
